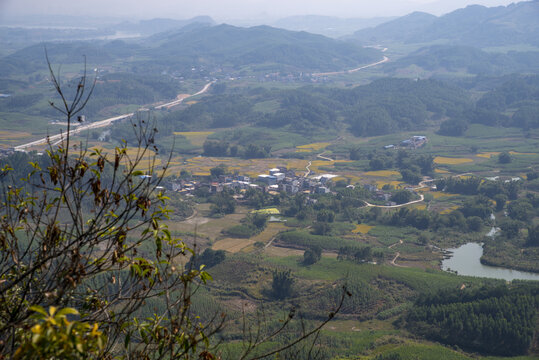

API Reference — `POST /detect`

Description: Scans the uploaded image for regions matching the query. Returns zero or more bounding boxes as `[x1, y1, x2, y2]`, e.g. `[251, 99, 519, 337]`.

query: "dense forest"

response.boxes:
[142, 74, 539, 144]
[407, 284, 539, 355]
[155, 78, 471, 137]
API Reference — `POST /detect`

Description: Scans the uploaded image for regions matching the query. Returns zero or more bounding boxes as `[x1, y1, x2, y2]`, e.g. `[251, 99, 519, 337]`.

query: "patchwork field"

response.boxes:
[295, 142, 331, 152]
[364, 170, 401, 177]
[174, 131, 215, 147]
[434, 157, 474, 165]
[213, 238, 254, 253]
[352, 224, 374, 234]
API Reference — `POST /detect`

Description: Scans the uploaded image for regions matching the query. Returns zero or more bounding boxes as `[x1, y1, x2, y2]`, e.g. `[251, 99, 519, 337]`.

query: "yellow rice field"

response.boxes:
[476, 152, 500, 159]
[340, 174, 362, 184]
[251, 208, 280, 215]
[430, 192, 457, 199]
[435, 168, 449, 174]
[434, 157, 473, 165]
[251, 223, 286, 244]
[212, 238, 254, 253]
[286, 159, 310, 171]
[174, 131, 215, 147]
[509, 151, 537, 156]
[440, 205, 459, 214]
[295, 142, 331, 152]
[364, 170, 400, 177]
[375, 180, 402, 188]
[352, 224, 373, 234]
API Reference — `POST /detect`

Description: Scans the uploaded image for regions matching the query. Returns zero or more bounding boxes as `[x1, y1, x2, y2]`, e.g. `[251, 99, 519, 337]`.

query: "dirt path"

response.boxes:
[390, 252, 406, 267]
[388, 239, 403, 249]
[304, 160, 312, 177]
[304, 150, 335, 177]
[389, 240, 406, 267]
[317, 151, 334, 162]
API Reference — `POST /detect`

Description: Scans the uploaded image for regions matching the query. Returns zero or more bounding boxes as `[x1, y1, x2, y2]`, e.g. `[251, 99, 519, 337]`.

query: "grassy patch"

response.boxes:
[434, 156, 474, 165]
[352, 224, 374, 234]
[212, 238, 254, 253]
[251, 208, 280, 215]
[174, 131, 215, 147]
[364, 170, 401, 177]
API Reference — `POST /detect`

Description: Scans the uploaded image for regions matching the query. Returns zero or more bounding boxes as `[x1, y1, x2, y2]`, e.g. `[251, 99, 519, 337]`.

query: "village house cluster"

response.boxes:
[165, 166, 339, 197]
[384, 135, 427, 150]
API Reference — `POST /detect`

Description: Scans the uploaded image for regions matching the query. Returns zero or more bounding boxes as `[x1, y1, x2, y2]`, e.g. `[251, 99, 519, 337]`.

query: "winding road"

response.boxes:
[14, 81, 215, 151]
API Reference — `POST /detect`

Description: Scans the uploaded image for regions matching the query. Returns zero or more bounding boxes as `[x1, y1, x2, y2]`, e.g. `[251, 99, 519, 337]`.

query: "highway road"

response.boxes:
[14, 81, 215, 151]
[311, 55, 389, 77]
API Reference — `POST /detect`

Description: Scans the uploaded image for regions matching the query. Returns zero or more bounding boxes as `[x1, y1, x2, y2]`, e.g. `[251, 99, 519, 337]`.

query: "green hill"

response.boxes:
[144, 24, 382, 72]
[384, 45, 539, 75]
[0, 24, 382, 78]
[352, 1, 539, 47]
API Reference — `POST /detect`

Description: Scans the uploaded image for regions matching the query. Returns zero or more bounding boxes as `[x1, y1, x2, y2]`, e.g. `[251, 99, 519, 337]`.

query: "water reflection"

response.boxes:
[441, 243, 539, 281]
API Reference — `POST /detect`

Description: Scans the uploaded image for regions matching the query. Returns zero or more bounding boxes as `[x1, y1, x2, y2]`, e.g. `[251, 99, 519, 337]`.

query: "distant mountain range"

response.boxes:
[0, 23, 382, 77]
[269, 15, 396, 38]
[107, 16, 215, 36]
[351, 1, 539, 47]
[142, 24, 381, 72]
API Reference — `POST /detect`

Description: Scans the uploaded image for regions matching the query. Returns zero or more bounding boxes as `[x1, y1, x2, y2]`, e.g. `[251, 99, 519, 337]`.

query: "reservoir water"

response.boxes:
[441, 242, 539, 281]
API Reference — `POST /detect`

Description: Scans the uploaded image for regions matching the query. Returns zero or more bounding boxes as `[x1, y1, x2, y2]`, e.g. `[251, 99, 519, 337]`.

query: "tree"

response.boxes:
[210, 164, 227, 178]
[391, 190, 413, 205]
[527, 224, 539, 247]
[499, 219, 521, 239]
[498, 151, 512, 164]
[316, 209, 335, 223]
[438, 118, 468, 136]
[210, 191, 236, 215]
[203, 139, 229, 157]
[0, 58, 348, 359]
[271, 270, 294, 299]
[190, 248, 226, 269]
[303, 246, 322, 266]
[527, 171, 539, 181]
[0, 58, 227, 359]
[400, 168, 422, 185]
[466, 216, 483, 232]
[507, 199, 533, 222]
[494, 193, 507, 211]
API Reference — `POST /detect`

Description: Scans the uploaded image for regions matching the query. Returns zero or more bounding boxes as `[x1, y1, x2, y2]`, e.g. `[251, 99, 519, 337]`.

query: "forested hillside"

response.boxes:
[384, 45, 539, 75]
[155, 78, 470, 137]
[352, 1, 539, 47]
[0, 23, 382, 79]
[407, 284, 538, 355]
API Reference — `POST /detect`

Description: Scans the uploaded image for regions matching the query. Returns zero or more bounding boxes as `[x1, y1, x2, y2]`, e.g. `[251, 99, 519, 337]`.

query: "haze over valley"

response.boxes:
[0, 1, 538, 359]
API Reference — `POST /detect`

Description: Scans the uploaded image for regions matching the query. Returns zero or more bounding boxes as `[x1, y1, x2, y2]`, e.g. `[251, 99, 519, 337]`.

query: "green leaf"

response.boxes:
[29, 305, 48, 317]
[124, 332, 131, 349]
[56, 307, 80, 318]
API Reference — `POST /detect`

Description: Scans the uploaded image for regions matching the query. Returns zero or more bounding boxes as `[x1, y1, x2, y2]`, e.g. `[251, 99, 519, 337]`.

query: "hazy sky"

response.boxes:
[0, 0, 521, 22]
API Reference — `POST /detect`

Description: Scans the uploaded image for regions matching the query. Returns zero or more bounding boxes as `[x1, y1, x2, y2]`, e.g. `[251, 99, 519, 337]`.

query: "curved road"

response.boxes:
[14, 81, 215, 151]
[312, 56, 389, 77]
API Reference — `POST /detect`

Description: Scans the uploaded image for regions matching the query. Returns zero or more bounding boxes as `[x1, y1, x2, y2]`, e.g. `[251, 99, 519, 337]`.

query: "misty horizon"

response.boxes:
[0, 0, 524, 26]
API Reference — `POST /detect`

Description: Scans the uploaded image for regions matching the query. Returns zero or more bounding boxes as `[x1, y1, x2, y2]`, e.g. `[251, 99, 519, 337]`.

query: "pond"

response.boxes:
[441, 242, 539, 281]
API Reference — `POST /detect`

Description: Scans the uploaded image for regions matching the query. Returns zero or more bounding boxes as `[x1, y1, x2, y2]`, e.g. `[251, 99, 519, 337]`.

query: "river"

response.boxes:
[441, 242, 539, 281]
